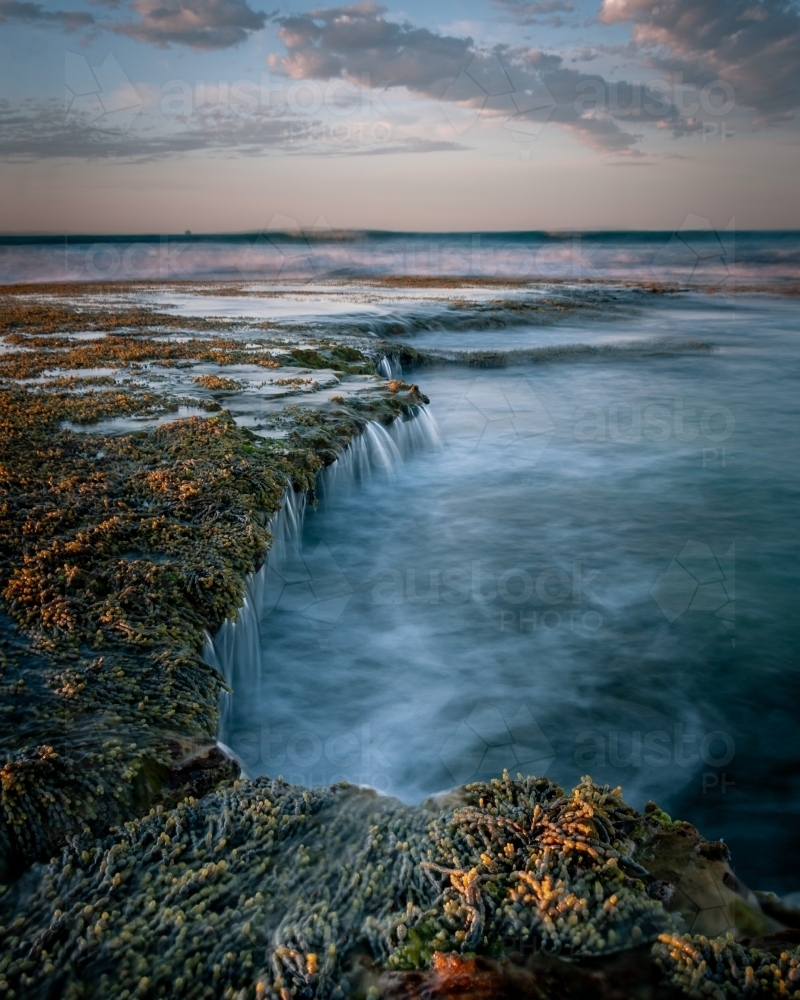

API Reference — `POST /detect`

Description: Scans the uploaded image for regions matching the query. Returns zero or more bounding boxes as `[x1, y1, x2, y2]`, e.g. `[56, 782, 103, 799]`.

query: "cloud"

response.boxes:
[600, 0, 800, 116]
[553, 114, 643, 153]
[0, 98, 462, 161]
[3, 0, 737, 163]
[113, 0, 267, 49]
[0, 0, 270, 48]
[271, 1, 472, 96]
[493, 0, 575, 26]
[568, 41, 637, 62]
[436, 47, 652, 154]
[513, 51, 646, 152]
[0, 0, 94, 29]
[267, 3, 646, 154]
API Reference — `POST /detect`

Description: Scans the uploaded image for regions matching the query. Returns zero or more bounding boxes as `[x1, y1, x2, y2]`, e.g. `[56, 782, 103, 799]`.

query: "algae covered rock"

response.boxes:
[0, 767, 796, 999]
[0, 290, 427, 874]
[653, 931, 800, 998]
[0, 772, 689, 999]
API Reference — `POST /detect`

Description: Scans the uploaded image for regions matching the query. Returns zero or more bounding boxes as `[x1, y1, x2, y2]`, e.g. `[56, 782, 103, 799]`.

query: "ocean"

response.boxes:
[2, 228, 800, 286]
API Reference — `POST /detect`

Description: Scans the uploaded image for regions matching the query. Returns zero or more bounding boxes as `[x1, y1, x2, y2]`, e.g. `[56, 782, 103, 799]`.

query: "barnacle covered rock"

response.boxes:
[388, 772, 678, 969]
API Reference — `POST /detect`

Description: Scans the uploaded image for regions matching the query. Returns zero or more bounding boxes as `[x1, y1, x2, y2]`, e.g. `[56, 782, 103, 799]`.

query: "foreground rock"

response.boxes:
[1, 771, 796, 999]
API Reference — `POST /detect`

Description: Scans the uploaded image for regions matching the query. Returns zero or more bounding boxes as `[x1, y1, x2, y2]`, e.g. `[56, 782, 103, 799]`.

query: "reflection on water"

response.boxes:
[213, 291, 800, 892]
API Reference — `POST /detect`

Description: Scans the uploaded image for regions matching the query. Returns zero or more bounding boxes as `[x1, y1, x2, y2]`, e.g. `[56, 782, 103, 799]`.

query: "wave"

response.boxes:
[311, 290, 650, 340]
[341, 306, 597, 338]
[3, 231, 800, 285]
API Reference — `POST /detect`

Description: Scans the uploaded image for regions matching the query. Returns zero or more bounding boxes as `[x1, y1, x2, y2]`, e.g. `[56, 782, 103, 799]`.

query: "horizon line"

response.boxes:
[2, 227, 797, 244]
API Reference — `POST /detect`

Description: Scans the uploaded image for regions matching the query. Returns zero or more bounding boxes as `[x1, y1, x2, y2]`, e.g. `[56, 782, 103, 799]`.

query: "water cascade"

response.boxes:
[377, 355, 403, 379]
[206, 406, 440, 755]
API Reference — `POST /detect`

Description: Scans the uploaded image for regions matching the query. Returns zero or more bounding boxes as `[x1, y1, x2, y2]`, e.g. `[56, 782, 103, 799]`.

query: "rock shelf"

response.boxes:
[0, 283, 798, 1000]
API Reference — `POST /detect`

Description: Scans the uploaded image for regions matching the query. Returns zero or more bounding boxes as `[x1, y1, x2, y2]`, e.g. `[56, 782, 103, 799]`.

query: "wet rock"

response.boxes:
[755, 891, 800, 930]
[160, 746, 240, 805]
[0, 289, 430, 873]
[378, 948, 686, 1000]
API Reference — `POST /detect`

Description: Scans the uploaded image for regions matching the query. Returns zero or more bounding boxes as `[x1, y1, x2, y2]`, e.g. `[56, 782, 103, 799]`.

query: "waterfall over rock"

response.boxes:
[378, 355, 403, 379]
[207, 406, 440, 765]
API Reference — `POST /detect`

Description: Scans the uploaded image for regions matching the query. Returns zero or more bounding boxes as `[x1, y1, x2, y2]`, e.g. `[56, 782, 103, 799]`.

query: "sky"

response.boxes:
[1, 0, 799, 232]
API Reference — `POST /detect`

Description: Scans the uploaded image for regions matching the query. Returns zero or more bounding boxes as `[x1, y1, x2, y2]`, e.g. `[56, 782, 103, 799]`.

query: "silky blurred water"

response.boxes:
[3, 229, 800, 284]
[219, 290, 800, 892]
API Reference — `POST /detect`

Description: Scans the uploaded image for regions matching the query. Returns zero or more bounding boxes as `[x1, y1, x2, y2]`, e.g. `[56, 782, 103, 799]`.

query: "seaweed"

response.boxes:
[0, 295, 426, 875]
[1, 771, 794, 999]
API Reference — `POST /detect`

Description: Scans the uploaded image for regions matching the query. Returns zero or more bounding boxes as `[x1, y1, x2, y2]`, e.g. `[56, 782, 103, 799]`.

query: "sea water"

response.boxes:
[213, 288, 800, 892]
[3, 228, 800, 284]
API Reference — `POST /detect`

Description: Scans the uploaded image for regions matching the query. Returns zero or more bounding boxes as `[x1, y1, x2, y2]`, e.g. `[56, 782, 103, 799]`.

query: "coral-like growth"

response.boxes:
[654, 931, 800, 998]
[396, 774, 676, 965]
[193, 375, 246, 391]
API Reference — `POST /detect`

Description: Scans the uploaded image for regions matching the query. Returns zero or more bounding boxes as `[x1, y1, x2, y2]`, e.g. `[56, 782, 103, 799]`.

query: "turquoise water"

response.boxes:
[220, 290, 800, 893]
